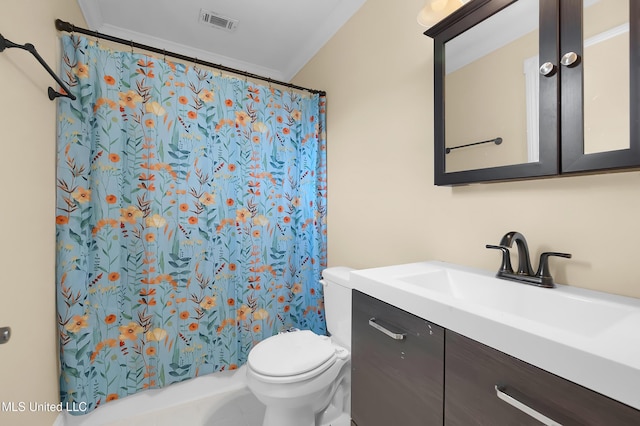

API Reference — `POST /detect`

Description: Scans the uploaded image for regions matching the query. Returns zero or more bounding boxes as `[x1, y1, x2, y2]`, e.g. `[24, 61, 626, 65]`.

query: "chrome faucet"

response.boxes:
[486, 231, 571, 288]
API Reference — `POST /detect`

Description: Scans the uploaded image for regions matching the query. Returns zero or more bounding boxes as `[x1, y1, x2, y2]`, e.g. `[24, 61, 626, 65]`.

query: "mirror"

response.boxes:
[583, 0, 629, 154]
[444, 0, 540, 173]
[428, 0, 637, 185]
[428, 0, 559, 185]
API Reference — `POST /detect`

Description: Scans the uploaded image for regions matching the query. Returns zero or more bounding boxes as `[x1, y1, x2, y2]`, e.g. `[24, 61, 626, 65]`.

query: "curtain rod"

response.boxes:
[54, 19, 326, 96]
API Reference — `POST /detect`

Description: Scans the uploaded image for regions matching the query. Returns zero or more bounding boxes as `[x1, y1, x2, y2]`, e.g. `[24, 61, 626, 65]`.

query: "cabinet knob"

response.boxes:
[560, 51, 579, 67]
[539, 62, 556, 76]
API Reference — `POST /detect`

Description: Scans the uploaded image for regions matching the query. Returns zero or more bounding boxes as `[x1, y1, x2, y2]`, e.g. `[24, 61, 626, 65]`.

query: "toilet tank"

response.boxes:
[321, 267, 354, 350]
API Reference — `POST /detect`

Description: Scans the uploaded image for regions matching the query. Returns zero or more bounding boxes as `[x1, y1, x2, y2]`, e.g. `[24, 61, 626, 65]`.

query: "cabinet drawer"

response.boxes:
[351, 290, 444, 426]
[445, 330, 640, 426]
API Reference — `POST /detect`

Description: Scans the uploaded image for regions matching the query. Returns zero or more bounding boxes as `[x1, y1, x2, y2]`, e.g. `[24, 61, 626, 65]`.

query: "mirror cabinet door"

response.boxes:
[429, 0, 559, 185]
[561, 0, 640, 172]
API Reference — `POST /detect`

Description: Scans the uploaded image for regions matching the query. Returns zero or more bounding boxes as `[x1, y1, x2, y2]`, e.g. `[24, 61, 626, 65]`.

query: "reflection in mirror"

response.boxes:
[444, 0, 539, 173]
[583, 0, 629, 154]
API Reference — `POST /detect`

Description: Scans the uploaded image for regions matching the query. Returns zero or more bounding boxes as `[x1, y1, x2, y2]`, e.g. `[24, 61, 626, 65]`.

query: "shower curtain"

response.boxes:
[55, 34, 327, 414]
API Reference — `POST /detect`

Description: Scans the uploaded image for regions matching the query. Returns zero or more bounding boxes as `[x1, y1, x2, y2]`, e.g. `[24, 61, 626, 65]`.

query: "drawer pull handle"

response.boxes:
[495, 386, 562, 426]
[368, 318, 406, 340]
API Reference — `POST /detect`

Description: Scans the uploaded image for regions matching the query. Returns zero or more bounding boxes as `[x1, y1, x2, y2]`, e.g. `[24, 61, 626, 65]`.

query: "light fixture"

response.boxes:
[417, 0, 466, 28]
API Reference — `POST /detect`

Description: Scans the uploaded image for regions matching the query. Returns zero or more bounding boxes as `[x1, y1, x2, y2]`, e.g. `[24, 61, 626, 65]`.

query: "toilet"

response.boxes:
[246, 267, 354, 426]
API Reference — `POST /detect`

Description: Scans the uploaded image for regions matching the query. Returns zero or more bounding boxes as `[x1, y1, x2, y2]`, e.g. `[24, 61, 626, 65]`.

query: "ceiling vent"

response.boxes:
[198, 9, 239, 32]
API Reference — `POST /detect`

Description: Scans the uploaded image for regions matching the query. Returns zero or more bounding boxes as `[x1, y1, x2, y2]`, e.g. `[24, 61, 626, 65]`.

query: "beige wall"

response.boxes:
[0, 1, 86, 425]
[293, 0, 640, 299]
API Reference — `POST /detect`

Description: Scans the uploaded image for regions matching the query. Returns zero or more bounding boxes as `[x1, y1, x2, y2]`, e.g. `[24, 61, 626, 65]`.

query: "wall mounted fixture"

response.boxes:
[0, 326, 10, 344]
[0, 33, 75, 100]
[445, 136, 503, 154]
[417, 0, 466, 28]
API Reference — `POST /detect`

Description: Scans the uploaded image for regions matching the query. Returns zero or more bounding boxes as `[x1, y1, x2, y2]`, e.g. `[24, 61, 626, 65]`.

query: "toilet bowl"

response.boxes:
[246, 267, 354, 426]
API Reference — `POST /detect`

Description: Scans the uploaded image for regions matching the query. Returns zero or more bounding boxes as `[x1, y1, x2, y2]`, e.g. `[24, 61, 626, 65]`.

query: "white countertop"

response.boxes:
[350, 261, 640, 410]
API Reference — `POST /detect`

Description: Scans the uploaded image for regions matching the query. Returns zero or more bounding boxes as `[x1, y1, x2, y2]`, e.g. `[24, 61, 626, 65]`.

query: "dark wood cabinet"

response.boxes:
[351, 291, 640, 425]
[445, 330, 640, 425]
[425, 0, 640, 185]
[351, 290, 444, 426]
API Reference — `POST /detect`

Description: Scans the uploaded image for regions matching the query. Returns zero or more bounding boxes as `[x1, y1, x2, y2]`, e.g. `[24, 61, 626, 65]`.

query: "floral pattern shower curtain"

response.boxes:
[55, 34, 327, 414]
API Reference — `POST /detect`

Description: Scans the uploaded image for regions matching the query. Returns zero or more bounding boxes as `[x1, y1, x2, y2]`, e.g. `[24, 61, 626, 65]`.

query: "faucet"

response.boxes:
[486, 231, 571, 288]
[499, 231, 533, 276]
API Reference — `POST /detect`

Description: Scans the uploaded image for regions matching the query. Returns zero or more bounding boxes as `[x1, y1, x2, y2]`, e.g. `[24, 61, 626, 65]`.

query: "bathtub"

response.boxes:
[53, 365, 265, 426]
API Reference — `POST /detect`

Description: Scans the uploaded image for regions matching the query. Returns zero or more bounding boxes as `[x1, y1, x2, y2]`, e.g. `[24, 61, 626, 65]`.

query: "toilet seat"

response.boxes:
[248, 330, 343, 383]
[249, 353, 339, 384]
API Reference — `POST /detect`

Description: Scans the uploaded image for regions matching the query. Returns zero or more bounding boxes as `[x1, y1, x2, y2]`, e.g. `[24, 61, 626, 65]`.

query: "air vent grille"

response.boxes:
[199, 9, 239, 32]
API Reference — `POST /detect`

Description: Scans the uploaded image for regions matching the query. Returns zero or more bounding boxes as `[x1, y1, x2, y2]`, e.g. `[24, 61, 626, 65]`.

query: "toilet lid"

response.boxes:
[248, 330, 336, 377]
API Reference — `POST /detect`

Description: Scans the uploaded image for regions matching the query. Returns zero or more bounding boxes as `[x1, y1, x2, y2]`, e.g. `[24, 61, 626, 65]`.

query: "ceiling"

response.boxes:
[77, 0, 367, 82]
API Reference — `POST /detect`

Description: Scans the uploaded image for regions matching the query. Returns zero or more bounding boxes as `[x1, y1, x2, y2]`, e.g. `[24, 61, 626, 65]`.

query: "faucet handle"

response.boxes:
[486, 244, 514, 274]
[535, 252, 572, 287]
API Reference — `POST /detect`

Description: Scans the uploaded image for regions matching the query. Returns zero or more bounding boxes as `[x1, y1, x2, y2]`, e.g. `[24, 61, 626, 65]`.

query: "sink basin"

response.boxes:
[397, 267, 636, 337]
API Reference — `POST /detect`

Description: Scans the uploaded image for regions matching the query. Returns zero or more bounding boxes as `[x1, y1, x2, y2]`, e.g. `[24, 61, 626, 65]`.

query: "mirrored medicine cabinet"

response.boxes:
[425, 0, 640, 185]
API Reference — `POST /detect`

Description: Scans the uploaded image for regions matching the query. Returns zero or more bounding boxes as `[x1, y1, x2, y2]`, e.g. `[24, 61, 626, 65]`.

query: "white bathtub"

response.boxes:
[53, 365, 265, 426]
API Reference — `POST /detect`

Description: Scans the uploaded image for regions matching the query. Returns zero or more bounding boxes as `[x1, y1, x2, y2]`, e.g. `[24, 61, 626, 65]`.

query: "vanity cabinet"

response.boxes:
[425, 0, 640, 185]
[352, 291, 640, 425]
[351, 290, 444, 426]
[445, 330, 640, 426]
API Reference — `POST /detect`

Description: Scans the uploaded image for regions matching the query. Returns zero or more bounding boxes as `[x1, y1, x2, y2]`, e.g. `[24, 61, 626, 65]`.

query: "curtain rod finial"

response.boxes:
[55, 19, 73, 32]
[48, 87, 76, 101]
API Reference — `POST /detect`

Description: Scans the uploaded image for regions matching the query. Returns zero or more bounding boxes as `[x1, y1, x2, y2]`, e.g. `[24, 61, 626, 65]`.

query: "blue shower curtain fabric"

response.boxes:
[55, 34, 327, 414]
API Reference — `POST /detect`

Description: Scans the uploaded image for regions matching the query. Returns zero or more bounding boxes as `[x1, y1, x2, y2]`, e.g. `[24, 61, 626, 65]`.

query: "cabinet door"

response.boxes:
[561, 0, 640, 173]
[426, 0, 561, 185]
[445, 330, 640, 426]
[351, 291, 444, 426]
